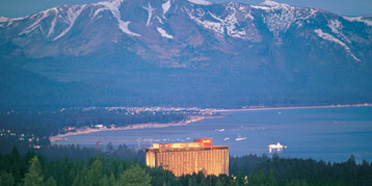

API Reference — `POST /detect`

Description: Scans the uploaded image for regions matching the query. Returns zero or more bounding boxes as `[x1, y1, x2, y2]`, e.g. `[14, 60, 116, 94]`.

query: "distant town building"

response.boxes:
[146, 138, 229, 177]
[94, 124, 105, 129]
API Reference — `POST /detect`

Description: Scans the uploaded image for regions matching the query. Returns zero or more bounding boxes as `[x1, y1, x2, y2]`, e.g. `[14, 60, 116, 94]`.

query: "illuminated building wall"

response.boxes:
[146, 138, 229, 177]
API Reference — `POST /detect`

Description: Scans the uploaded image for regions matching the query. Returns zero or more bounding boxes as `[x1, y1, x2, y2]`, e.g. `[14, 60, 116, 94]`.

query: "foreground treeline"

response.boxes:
[230, 154, 372, 186]
[1, 147, 372, 186]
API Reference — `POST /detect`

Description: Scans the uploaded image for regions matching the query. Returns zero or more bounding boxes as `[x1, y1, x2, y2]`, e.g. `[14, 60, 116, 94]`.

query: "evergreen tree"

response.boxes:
[23, 156, 44, 186]
[149, 167, 179, 186]
[108, 173, 117, 186]
[0, 171, 15, 186]
[45, 177, 57, 186]
[284, 179, 309, 186]
[72, 157, 105, 186]
[86, 157, 105, 186]
[116, 164, 151, 186]
[72, 166, 89, 186]
[10, 147, 21, 182]
[199, 176, 209, 186]
[216, 179, 224, 186]
[249, 169, 277, 186]
[101, 175, 110, 186]
[266, 169, 277, 186]
[188, 176, 198, 186]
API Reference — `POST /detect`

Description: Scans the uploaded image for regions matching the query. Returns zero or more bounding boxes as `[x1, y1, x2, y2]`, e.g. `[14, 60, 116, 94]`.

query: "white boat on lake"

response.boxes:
[268, 142, 287, 153]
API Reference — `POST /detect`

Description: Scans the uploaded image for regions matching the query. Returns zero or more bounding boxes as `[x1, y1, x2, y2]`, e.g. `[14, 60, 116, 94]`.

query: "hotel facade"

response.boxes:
[146, 138, 229, 177]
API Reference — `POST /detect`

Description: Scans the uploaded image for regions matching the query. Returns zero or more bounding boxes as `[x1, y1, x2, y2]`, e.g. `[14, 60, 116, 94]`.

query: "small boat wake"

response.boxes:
[235, 135, 247, 141]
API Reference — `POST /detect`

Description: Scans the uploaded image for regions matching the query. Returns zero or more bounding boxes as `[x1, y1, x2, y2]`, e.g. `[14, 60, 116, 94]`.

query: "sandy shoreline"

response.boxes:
[50, 103, 371, 142]
[49, 115, 220, 142]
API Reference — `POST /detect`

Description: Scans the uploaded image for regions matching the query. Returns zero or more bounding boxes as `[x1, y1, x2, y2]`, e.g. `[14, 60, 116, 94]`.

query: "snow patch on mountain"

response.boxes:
[294, 9, 318, 28]
[157, 27, 173, 39]
[143, 3, 156, 26]
[262, 6, 295, 36]
[3, 16, 28, 27]
[328, 19, 350, 44]
[244, 10, 254, 20]
[53, 5, 86, 41]
[92, 0, 126, 20]
[187, 0, 212, 6]
[94, 0, 123, 20]
[252, 1, 316, 36]
[343, 16, 372, 26]
[156, 16, 164, 24]
[301, 8, 318, 20]
[260, 0, 279, 7]
[162, 0, 171, 17]
[260, 0, 289, 8]
[187, 6, 248, 40]
[252, 0, 291, 12]
[92, 7, 108, 20]
[328, 19, 341, 34]
[0, 16, 8, 22]
[120, 21, 141, 36]
[314, 29, 345, 49]
[47, 12, 58, 38]
[19, 11, 49, 35]
[19, 8, 59, 36]
[257, 3, 318, 36]
[314, 29, 360, 61]
[223, 5, 248, 39]
[94, 0, 140, 36]
[8, 16, 28, 22]
[250, 5, 270, 11]
[188, 11, 223, 33]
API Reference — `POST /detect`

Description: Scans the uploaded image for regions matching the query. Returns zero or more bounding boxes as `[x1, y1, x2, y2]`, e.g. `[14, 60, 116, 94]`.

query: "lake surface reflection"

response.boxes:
[55, 106, 372, 162]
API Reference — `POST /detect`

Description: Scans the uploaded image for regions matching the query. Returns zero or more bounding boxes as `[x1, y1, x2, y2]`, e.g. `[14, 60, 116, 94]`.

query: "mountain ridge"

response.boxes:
[0, 0, 371, 109]
[1, 0, 370, 62]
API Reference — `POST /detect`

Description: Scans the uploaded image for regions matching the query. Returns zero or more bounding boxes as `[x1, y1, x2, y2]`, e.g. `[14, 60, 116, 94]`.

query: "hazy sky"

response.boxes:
[0, 0, 371, 18]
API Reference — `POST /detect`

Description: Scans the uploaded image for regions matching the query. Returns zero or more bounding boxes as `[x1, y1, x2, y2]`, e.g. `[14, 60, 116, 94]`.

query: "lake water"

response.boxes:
[54, 106, 372, 162]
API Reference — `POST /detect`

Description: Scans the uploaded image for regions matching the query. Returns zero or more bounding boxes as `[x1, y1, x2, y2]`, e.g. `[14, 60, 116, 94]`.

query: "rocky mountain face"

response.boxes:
[0, 0, 371, 109]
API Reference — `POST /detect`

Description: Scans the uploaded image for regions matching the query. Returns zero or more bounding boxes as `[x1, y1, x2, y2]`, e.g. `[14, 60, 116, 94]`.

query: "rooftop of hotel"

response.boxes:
[146, 138, 229, 151]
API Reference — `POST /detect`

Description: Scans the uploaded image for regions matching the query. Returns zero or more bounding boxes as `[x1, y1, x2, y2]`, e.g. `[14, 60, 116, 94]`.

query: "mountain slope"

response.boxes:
[0, 0, 371, 109]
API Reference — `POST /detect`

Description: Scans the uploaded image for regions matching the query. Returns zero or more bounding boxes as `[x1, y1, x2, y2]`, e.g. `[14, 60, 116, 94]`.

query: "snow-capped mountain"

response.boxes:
[0, 0, 371, 108]
[1, 0, 370, 63]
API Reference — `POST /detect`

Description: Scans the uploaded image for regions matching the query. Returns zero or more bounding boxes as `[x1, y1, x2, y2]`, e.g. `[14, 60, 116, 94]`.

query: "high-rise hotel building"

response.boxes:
[146, 138, 229, 177]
